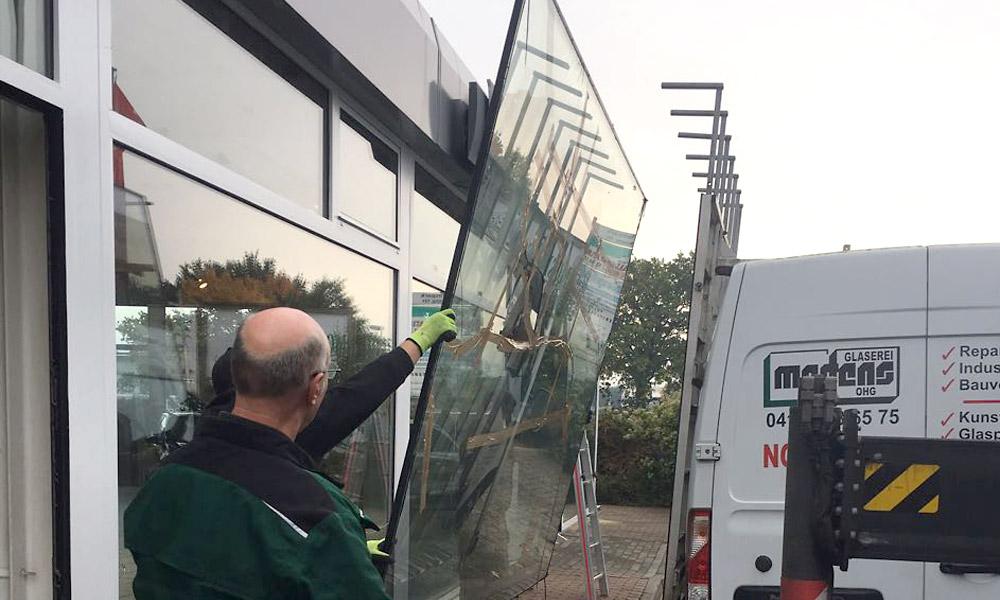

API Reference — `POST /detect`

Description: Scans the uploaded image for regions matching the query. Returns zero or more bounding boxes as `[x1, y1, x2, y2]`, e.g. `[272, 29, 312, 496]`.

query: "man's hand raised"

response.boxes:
[407, 309, 458, 355]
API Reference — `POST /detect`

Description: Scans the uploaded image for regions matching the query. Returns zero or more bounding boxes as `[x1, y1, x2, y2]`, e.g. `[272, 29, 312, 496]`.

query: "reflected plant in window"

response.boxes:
[118, 250, 392, 409]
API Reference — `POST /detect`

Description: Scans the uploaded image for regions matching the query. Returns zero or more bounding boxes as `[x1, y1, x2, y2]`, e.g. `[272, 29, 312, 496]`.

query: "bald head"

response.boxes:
[230, 308, 330, 399]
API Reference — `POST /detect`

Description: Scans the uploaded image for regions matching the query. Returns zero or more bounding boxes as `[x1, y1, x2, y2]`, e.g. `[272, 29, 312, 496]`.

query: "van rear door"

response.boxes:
[925, 244, 1000, 598]
[711, 248, 927, 600]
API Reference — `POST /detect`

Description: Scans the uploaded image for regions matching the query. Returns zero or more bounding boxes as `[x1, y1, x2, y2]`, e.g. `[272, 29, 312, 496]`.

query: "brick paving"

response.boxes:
[516, 505, 669, 600]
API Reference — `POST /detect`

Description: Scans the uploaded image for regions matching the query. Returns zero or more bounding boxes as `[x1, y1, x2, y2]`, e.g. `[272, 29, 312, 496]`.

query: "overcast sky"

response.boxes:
[419, 0, 1000, 260]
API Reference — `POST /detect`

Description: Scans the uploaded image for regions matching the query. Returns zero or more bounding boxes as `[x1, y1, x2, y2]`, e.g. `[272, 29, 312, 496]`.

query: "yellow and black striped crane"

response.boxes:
[780, 375, 1000, 600]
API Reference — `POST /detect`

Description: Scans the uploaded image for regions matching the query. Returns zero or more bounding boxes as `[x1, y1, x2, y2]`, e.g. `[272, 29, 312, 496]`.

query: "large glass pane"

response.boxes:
[114, 149, 394, 597]
[111, 0, 324, 213]
[412, 167, 461, 288]
[0, 0, 49, 75]
[396, 0, 645, 597]
[337, 113, 398, 240]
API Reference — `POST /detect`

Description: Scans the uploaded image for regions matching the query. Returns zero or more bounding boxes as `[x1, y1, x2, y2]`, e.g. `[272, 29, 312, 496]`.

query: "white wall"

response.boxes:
[286, 0, 479, 158]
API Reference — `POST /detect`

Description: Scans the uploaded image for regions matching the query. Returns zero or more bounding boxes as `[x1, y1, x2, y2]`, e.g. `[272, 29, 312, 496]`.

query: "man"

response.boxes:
[207, 315, 435, 462]
[125, 306, 457, 599]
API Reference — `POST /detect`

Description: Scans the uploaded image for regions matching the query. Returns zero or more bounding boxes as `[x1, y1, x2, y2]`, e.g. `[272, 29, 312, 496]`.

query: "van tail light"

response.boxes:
[688, 508, 711, 600]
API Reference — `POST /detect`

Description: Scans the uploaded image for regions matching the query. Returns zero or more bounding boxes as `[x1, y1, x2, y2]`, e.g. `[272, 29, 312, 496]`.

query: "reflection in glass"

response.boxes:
[337, 113, 398, 240]
[0, 0, 49, 75]
[395, 0, 645, 598]
[114, 150, 394, 597]
[412, 168, 461, 288]
[111, 0, 324, 212]
[410, 280, 444, 420]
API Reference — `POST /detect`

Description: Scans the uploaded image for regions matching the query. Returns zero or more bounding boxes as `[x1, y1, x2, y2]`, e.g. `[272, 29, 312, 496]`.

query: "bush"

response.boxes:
[594, 398, 679, 506]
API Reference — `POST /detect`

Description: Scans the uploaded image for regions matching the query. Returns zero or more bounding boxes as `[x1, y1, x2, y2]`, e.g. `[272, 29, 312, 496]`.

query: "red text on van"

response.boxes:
[763, 443, 789, 468]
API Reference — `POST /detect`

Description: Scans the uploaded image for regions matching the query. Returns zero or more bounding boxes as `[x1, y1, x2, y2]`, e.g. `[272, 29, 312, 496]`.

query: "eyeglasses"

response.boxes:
[311, 367, 341, 379]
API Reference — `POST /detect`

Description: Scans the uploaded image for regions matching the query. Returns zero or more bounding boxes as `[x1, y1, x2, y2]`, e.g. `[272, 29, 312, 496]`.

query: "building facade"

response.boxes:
[0, 1, 482, 597]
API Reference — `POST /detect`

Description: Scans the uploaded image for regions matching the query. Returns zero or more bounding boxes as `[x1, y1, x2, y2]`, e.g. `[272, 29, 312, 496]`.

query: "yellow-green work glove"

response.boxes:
[368, 538, 392, 572]
[367, 539, 390, 559]
[408, 308, 458, 354]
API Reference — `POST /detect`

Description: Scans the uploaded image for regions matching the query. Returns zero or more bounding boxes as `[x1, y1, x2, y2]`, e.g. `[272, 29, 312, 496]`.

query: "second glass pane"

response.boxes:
[111, 0, 324, 213]
[114, 149, 394, 597]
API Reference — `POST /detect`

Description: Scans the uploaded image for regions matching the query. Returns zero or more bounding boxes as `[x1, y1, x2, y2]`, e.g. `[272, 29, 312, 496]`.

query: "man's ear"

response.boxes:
[307, 372, 325, 406]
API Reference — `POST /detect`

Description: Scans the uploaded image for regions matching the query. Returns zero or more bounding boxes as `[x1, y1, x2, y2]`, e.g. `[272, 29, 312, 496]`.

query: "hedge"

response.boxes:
[594, 399, 679, 507]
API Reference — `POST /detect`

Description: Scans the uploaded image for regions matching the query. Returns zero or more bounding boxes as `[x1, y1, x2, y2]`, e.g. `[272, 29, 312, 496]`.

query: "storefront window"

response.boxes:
[337, 113, 398, 240]
[114, 149, 394, 596]
[111, 0, 324, 213]
[412, 167, 461, 288]
[0, 0, 49, 75]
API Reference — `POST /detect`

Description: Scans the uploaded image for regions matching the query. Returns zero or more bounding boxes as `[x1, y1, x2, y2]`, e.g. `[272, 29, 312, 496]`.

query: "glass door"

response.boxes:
[0, 94, 57, 600]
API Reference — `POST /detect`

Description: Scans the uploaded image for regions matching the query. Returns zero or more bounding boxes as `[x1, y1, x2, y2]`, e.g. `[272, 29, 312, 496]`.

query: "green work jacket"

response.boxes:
[124, 413, 390, 600]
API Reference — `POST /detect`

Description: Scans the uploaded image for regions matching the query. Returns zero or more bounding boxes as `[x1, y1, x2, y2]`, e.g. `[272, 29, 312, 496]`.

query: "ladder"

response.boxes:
[573, 435, 610, 599]
[662, 194, 738, 599]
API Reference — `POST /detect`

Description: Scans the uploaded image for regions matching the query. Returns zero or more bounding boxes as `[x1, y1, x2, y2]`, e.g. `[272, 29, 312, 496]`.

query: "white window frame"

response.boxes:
[110, 87, 414, 557]
[0, 1, 119, 598]
[395, 144, 414, 479]
[330, 97, 415, 496]
[0, 0, 439, 595]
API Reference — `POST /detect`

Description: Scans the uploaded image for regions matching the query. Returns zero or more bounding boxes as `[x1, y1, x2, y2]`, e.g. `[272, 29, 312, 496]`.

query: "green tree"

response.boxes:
[600, 252, 694, 406]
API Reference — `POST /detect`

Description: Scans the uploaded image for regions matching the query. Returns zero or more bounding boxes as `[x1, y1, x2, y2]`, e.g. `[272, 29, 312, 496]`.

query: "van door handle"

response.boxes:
[940, 563, 1000, 575]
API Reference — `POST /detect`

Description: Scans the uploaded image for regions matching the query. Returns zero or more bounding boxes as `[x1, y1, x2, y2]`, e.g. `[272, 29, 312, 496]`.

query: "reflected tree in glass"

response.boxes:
[116, 250, 392, 506]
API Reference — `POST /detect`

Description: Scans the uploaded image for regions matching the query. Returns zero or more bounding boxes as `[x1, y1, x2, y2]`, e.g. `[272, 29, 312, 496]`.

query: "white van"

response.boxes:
[679, 244, 1000, 600]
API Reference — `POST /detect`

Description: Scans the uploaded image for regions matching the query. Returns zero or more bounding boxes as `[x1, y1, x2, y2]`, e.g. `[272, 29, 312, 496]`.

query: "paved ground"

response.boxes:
[120, 500, 669, 600]
[516, 505, 669, 600]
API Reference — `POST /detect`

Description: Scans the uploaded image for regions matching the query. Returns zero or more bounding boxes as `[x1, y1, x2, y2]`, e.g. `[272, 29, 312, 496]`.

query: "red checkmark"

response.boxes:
[942, 378, 955, 392]
[942, 427, 955, 439]
[942, 362, 956, 375]
[942, 346, 956, 360]
[941, 412, 955, 426]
